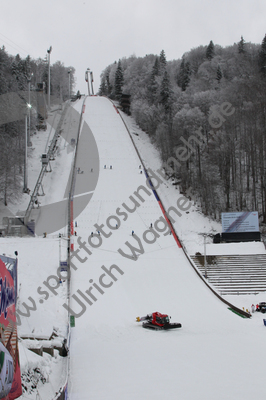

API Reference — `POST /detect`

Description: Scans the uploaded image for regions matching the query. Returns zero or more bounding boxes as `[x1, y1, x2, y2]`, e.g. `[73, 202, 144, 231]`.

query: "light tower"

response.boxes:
[47, 46, 52, 108]
[27, 72, 33, 145]
[68, 69, 72, 99]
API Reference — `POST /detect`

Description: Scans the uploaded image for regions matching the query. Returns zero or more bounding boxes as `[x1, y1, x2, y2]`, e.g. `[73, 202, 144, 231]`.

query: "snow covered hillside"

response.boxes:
[69, 97, 266, 400]
[1, 96, 266, 399]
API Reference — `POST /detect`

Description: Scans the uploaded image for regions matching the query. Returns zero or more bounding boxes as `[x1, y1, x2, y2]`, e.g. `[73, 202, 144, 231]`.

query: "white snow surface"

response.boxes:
[1, 96, 266, 399]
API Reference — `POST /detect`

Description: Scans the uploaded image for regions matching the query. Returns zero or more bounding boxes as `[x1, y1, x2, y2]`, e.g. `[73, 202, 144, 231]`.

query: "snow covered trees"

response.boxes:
[100, 38, 266, 220]
[0, 48, 25, 205]
[51, 61, 75, 102]
[99, 68, 113, 97]
[0, 47, 75, 206]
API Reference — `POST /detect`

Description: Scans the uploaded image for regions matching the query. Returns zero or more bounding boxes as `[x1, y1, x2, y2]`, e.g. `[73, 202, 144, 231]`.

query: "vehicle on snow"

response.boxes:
[256, 302, 266, 313]
[136, 312, 182, 331]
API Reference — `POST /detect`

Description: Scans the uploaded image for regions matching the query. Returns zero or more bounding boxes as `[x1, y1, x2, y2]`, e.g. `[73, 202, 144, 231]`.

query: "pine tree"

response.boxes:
[153, 57, 160, 76]
[148, 57, 160, 103]
[160, 70, 172, 113]
[99, 78, 107, 96]
[159, 50, 167, 71]
[184, 61, 191, 89]
[115, 60, 124, 99]
[238, 36, 245, 54]
[0, 47, 9, 95]
[259, 34, 266, 76]
[11, 54, 31, 90]
[24, 55, 31, 78]
[177, 56, 191, 91]
[206, 40, 215, 60]
[106, 72, 113, 97]
[216, 65, 222, 83]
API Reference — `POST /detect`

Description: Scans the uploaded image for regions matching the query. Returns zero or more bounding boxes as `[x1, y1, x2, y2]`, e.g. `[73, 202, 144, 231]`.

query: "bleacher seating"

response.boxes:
[190, 254, 266, 295]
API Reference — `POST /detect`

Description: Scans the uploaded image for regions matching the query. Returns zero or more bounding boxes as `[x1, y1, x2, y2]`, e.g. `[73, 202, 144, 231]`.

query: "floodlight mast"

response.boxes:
[23, 111, 28, 192]
[24, 80, 33, 193]
[68, 69, 72, 99]
[47, 46, 52, 108]
[27, 72, 33, 144]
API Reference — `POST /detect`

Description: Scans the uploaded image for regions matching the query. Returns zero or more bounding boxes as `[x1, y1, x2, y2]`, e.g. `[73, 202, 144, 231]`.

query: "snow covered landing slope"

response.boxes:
[67, 96, 266, 400]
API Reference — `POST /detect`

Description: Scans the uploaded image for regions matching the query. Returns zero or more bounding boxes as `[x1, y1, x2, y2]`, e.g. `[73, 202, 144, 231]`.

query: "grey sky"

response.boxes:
[1, 0, 266, 93]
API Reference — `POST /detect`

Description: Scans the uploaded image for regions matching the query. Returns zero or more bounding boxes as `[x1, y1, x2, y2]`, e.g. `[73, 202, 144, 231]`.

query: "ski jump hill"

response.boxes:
[67, 96, 266, 400]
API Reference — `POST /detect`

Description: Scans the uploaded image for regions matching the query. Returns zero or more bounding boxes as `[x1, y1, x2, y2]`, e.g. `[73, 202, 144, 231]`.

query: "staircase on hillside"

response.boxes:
[190, 254, 266, 295]
[25, 102, 71, 223]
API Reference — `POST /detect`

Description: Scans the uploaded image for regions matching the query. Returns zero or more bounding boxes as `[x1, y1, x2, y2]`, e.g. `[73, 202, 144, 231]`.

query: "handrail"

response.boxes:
[63, 95, 88, 400]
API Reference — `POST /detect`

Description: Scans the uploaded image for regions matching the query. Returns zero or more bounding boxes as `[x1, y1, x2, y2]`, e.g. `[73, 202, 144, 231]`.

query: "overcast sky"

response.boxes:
[1, 0, 266, 94]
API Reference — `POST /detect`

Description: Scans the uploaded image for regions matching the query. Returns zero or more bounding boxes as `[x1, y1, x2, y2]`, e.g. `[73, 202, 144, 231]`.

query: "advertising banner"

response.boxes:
[0, 256, 18, 305]
[222, 211, 259, 233]
[0, 257, 22, 399]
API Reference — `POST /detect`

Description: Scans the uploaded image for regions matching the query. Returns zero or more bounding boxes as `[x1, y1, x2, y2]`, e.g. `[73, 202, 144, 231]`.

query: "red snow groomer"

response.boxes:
[136, 312, 182, 331]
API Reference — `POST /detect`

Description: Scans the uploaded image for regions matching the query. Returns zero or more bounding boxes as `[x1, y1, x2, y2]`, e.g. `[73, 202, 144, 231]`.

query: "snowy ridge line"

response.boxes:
[114, 103, 251, 319]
